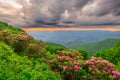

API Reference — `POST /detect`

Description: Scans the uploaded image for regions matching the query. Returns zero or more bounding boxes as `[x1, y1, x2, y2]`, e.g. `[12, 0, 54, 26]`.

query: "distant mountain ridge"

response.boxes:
[27, 30, 120, 45]
[66, 38, 119, 56]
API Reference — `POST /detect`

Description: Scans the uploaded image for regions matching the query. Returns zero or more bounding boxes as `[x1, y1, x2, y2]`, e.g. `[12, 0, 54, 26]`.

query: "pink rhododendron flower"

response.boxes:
[68, 52, 72, 55]
[76, 56, 79, 58]
[63, 66, 67, 71]
[74, 65, 80, 71]
[74, 61, 77, 65]
[91, 56, 96, 61]
[83, 60, 89, 65]
[103, 67, 108, 72]
[111, 71, 115, 75]
[69, 58, 74, 61]
[102, 60, 108, 64]
[109, 63, 114, 67]
[113, 75, 117, 79]
[65, 58, 69, 61]
[117, 72, 120, 76]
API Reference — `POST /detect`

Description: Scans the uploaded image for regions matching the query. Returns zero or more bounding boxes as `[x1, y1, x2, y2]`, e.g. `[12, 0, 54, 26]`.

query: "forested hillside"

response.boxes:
[94, 40, 120, 71]
[66, 38, 119, 56]
[0, 21, 120, 80]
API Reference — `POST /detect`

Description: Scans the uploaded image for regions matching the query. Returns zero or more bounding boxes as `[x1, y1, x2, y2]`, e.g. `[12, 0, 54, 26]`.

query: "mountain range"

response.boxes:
[27, 30, 120, 45]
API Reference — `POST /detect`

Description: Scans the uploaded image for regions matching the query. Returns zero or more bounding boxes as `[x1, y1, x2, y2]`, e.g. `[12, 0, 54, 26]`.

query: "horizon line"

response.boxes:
[21, 27, 120, 32]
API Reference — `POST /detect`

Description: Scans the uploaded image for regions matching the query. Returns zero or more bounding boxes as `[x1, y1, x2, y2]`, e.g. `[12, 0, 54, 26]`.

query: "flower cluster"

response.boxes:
[50, 51, 85, 80]
[111, 71, 120, 79]
[8, 34, 33, 41]
[83, 56, 120, 79]
[50, 51, 120, 80]
[6, 34, 34, 53]
[57, 51, 83, 71]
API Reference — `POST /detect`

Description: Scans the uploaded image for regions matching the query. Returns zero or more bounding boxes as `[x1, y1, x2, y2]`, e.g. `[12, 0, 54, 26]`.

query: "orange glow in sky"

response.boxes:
[21, 27, 120, 32]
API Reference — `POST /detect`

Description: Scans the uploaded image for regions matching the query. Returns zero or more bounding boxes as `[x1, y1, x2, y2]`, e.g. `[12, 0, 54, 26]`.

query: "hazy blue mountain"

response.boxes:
[27, 30, 120, 45]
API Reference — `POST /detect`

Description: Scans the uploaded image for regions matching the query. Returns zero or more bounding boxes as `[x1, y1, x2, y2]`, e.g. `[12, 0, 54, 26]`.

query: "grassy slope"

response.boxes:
[0, 21, 26, 34]
[0, 21, 61, 80]
[0, 42, 60, 80]
[66, 38, 119, 56]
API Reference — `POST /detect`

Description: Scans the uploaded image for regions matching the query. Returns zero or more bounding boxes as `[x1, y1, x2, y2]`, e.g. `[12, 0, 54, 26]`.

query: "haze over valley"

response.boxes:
[27, 30, 120, 45]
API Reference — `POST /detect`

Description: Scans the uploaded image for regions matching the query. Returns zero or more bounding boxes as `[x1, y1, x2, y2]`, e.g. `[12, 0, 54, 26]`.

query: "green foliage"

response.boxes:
[78, 49, 89, 60]
[115, 63, 120, 71]
[0, 42, 61, 80]
[0, 30, 11, 42]
[0, 21, 61, 80]
[94, 40, 120, 64]
[0, 22, 33, 53]
[46, 42, 67, 54]
[25, 40, 46, 58]
[0, 21, 26, 34]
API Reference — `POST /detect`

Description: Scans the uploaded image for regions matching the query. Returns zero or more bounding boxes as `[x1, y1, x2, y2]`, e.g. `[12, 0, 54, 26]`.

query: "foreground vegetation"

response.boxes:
[0, 21, 120, 80]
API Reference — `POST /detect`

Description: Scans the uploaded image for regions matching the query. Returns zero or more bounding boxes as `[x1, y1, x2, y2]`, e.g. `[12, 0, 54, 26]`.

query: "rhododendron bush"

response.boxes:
[0, 30, 34, 53]
[50, 51, 120, 80]
[83, 57, 120, 80]
[6, 34, 33, 53]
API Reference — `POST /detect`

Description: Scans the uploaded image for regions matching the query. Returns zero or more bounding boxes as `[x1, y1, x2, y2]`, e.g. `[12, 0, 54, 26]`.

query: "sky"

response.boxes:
[0, 0, 120, 29]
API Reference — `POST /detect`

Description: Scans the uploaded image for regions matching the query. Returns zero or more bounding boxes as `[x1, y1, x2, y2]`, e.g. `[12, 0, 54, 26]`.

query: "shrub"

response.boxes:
[0, 30, 11, 42]
[6, 34, 33, 53]
[94, 47, 120, 65]
[50, 50, 120, 80]
[78, 49, 89, 60]
[83, 57, 114, 79]
[25, 40, 46, 58]
[50, 50, 85, 80]
[46, 42, 66, 54]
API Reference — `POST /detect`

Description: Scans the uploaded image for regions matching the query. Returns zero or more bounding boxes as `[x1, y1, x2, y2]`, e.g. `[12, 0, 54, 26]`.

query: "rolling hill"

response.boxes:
[94, 40, 120, 66]
[66, 38, 119, 56]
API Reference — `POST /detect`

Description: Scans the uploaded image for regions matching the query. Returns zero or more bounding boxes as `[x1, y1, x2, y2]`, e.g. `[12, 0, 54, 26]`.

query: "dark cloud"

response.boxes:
[0, 0, 120, 27]
[92, 0, 120, 16]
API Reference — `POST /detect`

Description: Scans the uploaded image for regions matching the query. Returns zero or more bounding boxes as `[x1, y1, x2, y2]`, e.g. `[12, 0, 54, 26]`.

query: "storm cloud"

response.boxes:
[0, 0, 120, 27]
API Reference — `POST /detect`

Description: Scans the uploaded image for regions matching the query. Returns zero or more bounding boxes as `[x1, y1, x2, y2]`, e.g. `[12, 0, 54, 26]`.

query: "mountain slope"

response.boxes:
[46, 42, 67, 54]
[0, 21, 61, 80]
[94, 40, 120, 65]
[0, 22, 26, 34]
[66, 38, 119, 56]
